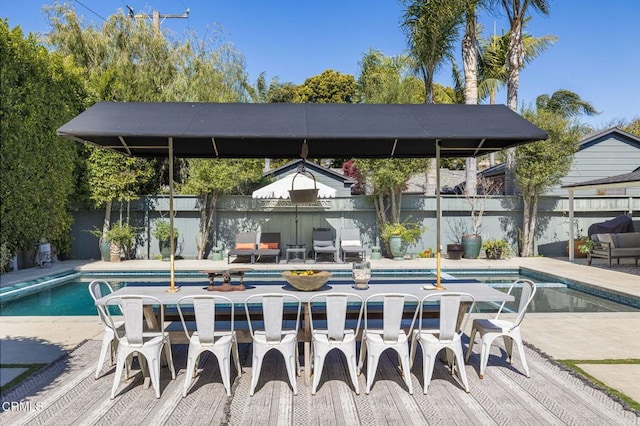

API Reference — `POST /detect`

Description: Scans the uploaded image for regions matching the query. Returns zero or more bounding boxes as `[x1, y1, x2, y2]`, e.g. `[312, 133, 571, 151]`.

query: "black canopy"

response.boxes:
[57, 102, 547, 158]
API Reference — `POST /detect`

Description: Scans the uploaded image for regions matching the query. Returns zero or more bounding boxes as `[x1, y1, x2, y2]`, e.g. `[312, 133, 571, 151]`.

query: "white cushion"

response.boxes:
[596, 233, 615, 247]
[341, 240, 361, 247]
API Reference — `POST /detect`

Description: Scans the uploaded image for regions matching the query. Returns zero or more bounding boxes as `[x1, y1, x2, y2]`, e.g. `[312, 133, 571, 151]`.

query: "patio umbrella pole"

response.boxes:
[295, 204, 299, 246]
[167, 137, 179, 292]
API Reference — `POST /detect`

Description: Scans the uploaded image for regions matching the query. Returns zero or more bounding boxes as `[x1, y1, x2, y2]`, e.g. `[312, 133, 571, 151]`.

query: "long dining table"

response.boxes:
[95, 279, 514, 383]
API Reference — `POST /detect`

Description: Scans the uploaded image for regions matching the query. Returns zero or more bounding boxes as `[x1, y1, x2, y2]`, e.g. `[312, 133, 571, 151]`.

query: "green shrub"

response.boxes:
[381, 221, 424, 246]
[482, 239, 511, 259]
[152, 220, 179, 241]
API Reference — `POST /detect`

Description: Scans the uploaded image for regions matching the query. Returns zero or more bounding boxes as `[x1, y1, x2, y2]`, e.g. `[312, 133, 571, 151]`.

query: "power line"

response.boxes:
[73, 0, 107, 22]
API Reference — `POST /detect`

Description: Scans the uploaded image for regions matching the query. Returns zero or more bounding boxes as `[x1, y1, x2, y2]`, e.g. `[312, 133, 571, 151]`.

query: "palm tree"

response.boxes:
[478, 26, 557, 104]
[461, 0, 486, 196]
[401, 0, 465, 197]
[496, 0, 550, 110]
[493, 0, 550, 194]
[536, 89, 598, 118]
[401, 0, 464, 104]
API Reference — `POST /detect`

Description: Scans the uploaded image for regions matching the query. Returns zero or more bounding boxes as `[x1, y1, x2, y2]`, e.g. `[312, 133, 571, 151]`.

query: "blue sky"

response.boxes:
[3, 0, 639, 128]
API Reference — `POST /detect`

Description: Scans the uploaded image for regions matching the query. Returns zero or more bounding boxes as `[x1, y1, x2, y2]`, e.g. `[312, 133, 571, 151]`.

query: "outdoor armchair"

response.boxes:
[254, 232, 281, 263]
[312, 229, 339, 262]
[227, 232, 257, 264]
[340, 228, 366, 262]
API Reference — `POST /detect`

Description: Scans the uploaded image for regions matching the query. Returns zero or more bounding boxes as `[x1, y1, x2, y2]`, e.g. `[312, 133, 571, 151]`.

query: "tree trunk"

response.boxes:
[197, 193, 218, 260]
[528, 194, 539, 256]
[422, 66, 434, 105]
[465, 158, 477, 196]
[425, 159, 437, 195]
[462, 9, 478, 197]
[102, 200, 112, 240]
[506, 19, 523, 111]
[504, 19, 523, 196]
[521, 195, 532, 256]
[521, 192, 539, 257]
[462, 10, 478, 105]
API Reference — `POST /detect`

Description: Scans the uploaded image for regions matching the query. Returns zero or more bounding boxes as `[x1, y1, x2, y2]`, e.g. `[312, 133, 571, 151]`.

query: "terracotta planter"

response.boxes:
[567, 241, 587, 258]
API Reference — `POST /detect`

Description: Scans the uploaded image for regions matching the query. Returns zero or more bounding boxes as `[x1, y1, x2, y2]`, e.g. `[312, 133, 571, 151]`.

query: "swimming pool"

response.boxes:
[1, 269, 638, 316]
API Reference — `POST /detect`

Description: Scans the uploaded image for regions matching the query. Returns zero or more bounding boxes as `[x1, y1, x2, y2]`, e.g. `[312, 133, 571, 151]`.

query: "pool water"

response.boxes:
[1, 273, 638, 316]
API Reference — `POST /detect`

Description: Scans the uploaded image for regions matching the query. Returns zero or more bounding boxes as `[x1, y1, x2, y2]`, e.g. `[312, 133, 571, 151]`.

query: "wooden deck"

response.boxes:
[2, 339, 638, 425]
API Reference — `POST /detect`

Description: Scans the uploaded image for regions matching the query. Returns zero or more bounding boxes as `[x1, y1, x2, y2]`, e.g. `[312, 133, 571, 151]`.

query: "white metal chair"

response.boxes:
[88, 280, 124, 379]
[410, 292, 475, 394]
[244, 293, 301, 396]
[465, 279, 537, 378]
[104, 295, 176, 399]
[308, 293, 363, 395]
[358, 293, 420, 394]
[177, 295, 242, 397]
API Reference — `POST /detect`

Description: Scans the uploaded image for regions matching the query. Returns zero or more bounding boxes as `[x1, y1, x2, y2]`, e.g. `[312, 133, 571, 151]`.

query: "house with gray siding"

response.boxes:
[552, 127, 640, 196]
[479, 127, 640, 196]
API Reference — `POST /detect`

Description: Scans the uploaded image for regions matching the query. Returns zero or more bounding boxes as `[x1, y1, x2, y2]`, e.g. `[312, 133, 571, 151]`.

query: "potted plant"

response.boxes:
[86, 226, 112, 262]
[381, 221, 424, 260]
[106, 221, 138, 262]
[577, 238, 594, 256]
[460, 177, 498, 259]
[566, 219, 589, 258]
[153, 220, 179, 260]
[446, 241, 464, 260]
[482, 239, 511, 260]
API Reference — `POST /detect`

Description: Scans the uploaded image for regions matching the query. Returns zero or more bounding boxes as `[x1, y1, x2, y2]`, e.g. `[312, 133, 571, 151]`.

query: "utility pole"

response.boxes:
[126, 5, 189, 33]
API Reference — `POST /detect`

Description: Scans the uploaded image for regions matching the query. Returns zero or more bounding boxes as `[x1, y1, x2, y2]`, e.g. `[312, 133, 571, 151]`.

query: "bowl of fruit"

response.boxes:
[281, 270, 331, 291]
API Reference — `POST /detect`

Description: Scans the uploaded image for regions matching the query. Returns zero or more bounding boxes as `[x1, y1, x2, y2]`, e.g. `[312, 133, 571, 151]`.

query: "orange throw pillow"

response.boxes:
[259, 243, 279, 249]
[235, 243, 254, 250]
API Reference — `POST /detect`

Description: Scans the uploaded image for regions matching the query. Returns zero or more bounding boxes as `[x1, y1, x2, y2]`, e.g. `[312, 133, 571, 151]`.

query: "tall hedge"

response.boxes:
[0, 20, 86, 260]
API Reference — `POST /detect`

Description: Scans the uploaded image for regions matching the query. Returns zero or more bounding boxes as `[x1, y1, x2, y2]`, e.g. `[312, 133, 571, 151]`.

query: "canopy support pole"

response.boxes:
[435, 140, 444, 290]
[168, 137, 179, 292]
[568, 188, 575, 261]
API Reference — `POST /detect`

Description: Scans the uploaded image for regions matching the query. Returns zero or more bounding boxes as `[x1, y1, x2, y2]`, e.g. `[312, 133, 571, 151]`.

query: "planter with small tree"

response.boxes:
[153, 220, 179, 260]
[381, 221, 424, 260]
[106, 221, 138, 262]
[460, 177, 499, 259]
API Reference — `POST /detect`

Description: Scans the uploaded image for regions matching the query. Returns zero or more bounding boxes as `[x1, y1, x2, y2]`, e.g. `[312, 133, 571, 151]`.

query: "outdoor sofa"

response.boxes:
[587, 232, 640, 267]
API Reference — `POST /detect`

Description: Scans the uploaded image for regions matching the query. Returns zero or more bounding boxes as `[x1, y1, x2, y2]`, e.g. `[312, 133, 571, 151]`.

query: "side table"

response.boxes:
[286, 244, 307, 263]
